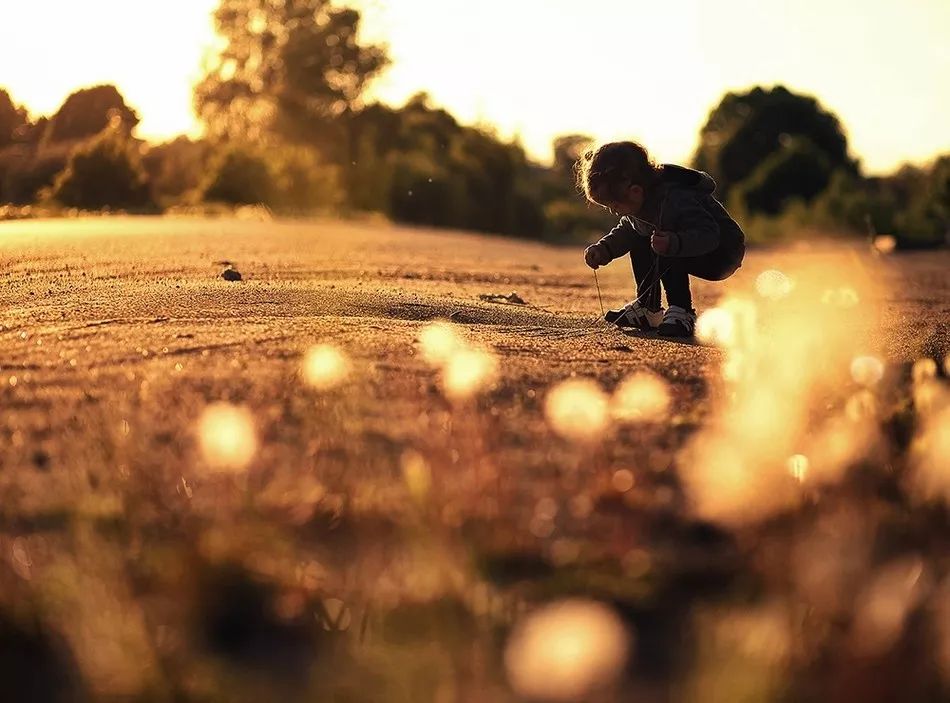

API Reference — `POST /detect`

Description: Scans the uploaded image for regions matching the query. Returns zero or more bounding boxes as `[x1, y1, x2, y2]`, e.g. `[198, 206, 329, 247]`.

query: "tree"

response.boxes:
[693, 86, 853, 208]
[733, 136, 834, 215]
[43, 85, 139, 144]
[194, 0, 388, 146]
[49, 124, 153, 210]
[0, 89, 29, 148]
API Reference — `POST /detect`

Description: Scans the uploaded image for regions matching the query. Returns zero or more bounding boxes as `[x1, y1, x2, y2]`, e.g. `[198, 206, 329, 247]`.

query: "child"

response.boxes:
[579, 141, 746, 337]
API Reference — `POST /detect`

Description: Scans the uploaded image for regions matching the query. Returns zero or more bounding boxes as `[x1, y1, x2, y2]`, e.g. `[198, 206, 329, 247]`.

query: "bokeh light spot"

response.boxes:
[611, 371, 671, 423]
[301, 344, 351, 390]
[850, 355, 885, 386]
[442, 348, 498, 400]
[197, 403, 257, 473]
[418, 322, 463, 365]
[505, 599, 632, 702]
[873, 235, 897, 254]
[695, 308, 736, 347]
[612, 469, 635, 493]
[787, 454, 809, 483]
[545, 379, 610, 442]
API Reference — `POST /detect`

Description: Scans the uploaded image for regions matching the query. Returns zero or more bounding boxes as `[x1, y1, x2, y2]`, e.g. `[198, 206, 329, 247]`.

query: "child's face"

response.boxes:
[598, 184, 645, 217]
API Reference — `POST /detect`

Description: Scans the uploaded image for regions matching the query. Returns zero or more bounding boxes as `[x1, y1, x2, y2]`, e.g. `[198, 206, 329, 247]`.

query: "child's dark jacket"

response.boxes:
[596, 165, 745, 260]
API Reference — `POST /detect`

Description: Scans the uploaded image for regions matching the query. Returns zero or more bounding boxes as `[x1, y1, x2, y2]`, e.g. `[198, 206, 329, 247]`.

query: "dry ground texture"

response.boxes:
[0, 215, 948, 702]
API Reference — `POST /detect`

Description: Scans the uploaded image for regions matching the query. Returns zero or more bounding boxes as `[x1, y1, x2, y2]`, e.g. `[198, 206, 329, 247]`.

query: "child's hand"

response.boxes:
[584, 244, 610, 269]
[651, 231, 673, 255]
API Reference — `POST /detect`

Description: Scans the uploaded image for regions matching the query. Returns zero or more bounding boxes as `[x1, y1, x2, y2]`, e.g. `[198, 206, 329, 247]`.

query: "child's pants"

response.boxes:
[629, 233, 745, 311]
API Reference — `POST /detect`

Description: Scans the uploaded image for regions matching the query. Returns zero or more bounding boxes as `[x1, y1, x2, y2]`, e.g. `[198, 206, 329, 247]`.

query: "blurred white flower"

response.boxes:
[755, 269, 793, 300]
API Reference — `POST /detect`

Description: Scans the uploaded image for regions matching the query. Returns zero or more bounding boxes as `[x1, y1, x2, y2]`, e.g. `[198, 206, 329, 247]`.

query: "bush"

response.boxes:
[143, 137, 211, 205]
[200, 147, 275, 206]
[270, 145, 343, 213]
[0, 143, 72, 205]
[48, 128, 154, 210]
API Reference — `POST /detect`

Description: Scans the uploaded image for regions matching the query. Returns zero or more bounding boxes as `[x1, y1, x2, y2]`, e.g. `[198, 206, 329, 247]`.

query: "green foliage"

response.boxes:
[200, 146, 275, 206]
[49, 127, 153, 210]
[43, 85, 139, 144]
[733, 136, 833, 215]
[195, 0, 388, 145]
[694, 86, 852, 205]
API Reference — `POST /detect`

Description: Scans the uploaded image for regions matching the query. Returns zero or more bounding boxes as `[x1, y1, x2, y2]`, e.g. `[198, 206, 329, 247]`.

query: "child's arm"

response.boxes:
[594, 217, 639, 259]
[662, 191, 721, 257]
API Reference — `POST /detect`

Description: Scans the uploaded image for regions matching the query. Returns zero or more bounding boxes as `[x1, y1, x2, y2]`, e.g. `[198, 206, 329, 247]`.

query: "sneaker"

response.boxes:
[656, 305, 697, 337]
[605, 300, 664, 330]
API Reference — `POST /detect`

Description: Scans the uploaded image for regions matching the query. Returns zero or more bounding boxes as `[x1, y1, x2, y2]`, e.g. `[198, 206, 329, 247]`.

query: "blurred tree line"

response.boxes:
[0, 0, 946, 248]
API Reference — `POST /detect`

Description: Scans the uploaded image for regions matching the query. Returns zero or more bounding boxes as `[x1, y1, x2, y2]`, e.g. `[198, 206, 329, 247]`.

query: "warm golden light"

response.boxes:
[505, 599, 631, 701]
[418, 322, 464, 366]
[442, 348, 498, 400]
[197, 403, 257, 472]
[873, 235, 898, 254]
[755, 269, 793, 300]
[680, 256, 881, 524]
[850, 355, 885, 386]
[695, 307, 737, 347]
[787, 454, 809, 482]
[545, 379, 610, 442]
[611, 371, 671, 423]
[301, 344, 351, 390]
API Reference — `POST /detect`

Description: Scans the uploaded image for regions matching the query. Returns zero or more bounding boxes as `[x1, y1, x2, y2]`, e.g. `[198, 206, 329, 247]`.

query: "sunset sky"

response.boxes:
[1, 0, 947, 173]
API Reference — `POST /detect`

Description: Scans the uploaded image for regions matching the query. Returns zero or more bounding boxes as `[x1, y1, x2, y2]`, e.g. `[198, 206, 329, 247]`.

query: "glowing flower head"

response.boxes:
[755, 269, 793, 300]
[695, 308, 736, 347]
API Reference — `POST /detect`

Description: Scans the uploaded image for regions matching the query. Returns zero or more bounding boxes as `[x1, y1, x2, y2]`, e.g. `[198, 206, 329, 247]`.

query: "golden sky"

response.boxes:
[1, 0, 948, 173]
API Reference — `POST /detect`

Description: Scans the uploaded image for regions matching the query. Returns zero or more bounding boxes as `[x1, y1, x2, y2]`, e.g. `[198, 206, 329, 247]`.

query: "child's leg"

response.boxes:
[659, 264, 692, 310]
[628, 234, 663, 311]
[660, 240, 745, 310]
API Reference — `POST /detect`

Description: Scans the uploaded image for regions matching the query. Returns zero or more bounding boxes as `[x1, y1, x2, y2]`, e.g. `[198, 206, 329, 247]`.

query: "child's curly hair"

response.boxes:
[576, 141, 658, 205]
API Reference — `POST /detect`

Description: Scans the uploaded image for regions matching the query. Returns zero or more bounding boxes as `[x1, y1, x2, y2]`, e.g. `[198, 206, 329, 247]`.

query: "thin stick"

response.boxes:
[593, 268, 605, 318]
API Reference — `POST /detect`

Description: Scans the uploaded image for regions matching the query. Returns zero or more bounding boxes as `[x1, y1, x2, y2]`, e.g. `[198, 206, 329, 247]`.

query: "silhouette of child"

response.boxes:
[579, 142, 745, 337]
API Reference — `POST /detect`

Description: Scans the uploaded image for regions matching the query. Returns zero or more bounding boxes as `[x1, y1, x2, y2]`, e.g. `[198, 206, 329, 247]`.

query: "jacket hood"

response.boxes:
[659, 164, 717, 194]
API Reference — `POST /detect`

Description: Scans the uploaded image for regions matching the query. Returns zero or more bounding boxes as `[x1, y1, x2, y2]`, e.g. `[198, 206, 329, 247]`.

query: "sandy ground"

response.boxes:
[0, 215, 945, 473]
[0, 215, 947, 701]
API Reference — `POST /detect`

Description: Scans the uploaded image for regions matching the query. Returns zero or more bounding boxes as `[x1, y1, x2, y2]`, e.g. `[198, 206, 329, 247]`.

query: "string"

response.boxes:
[593, 268, 605, 317]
